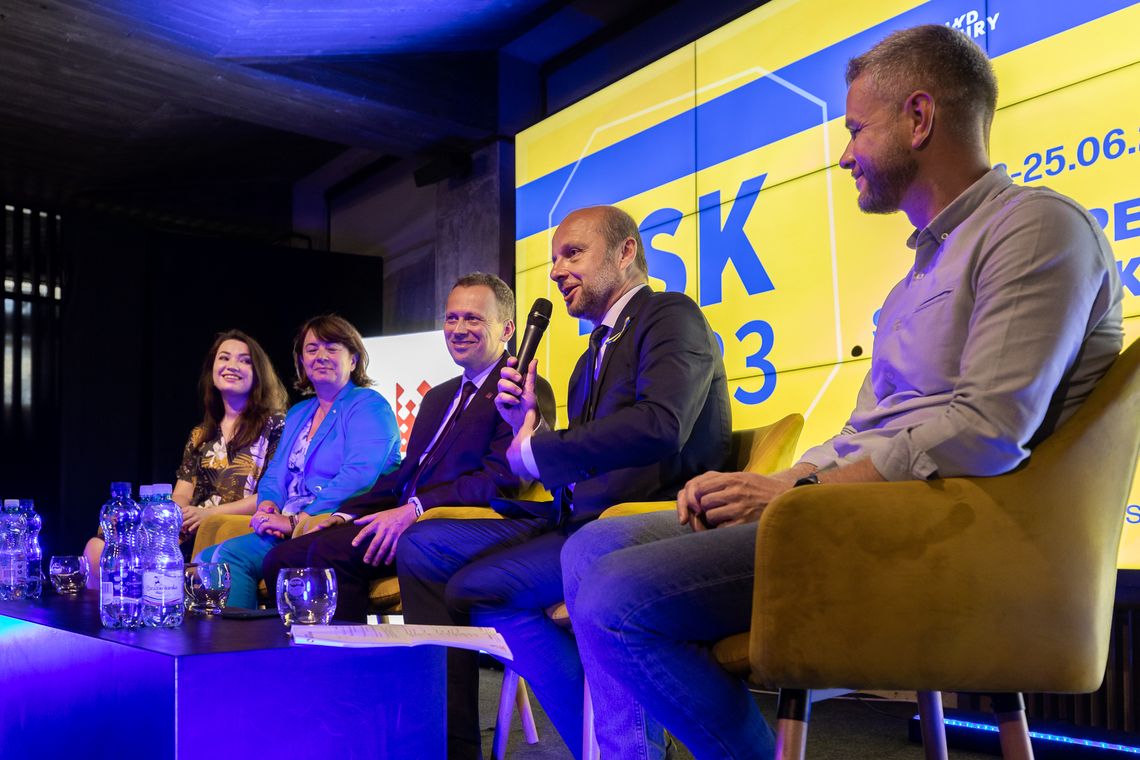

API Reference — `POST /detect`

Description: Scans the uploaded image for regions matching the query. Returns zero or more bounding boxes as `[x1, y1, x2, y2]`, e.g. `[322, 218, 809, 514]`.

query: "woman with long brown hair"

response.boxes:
[172, 329, 288, 532]
[84, 330, 287, 583]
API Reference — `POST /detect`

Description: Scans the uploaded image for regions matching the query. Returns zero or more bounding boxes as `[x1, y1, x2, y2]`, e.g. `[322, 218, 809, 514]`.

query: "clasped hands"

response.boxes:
[250, 503, 292, 539]
[676, 471, 794, 531]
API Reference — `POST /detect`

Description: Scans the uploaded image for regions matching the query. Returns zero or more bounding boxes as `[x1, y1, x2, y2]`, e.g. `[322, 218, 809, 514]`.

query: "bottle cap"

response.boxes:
[110, 481, 132, 495]
[152, 483, 173, 495]
[18, 498, 34, 508]
[139, 485, 154, 498]
[2, 499, 18, 508]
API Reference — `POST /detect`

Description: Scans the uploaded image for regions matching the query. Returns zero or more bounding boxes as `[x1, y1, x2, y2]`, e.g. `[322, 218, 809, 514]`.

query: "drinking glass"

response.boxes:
[276, 568, 337, 628]
[184, 562, 231, 615]
[48, 555, 89, 594]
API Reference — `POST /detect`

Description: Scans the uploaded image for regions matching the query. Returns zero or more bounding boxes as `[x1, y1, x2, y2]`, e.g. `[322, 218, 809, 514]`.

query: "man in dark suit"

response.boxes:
[262, 272, 555, 622]
[396, 206, 731, 758]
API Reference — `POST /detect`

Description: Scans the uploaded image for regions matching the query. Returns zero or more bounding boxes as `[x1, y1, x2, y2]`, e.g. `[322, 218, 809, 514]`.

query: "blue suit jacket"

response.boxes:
[257, 382, 401, 516]
[530, 287, 731, 520]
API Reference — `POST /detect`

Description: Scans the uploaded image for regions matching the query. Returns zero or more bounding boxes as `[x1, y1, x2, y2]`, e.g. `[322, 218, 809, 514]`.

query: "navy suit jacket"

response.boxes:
[338, 353, 556, 517]
[530, 286, 731, 520]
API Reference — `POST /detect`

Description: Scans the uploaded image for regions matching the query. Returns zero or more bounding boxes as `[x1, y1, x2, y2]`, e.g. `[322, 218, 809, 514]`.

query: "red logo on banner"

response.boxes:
[395, 380, 433, 455]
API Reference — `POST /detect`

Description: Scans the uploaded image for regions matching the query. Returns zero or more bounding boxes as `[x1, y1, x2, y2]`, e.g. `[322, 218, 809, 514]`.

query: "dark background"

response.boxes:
[47, 213, 383, 557]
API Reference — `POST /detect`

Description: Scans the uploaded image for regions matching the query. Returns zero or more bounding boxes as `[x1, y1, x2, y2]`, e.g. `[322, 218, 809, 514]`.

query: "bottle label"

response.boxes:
[143, 571, 183, 605]
[103, 569, 141, 602]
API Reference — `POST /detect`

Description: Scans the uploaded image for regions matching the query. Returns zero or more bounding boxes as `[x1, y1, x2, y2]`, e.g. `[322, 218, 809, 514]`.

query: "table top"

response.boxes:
[0, 591, 304, 657]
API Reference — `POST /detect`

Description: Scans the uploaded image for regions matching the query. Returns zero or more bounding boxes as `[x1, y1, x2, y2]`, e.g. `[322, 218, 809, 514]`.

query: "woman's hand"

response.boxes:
[251, 512, 291, 539]
[180, 505, 213, 535]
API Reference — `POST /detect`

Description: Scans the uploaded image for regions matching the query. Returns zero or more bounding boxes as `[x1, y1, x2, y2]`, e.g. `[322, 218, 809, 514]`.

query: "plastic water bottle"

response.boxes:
[0, 499, 28, 600]
[99, 482, 143, 628]
[140, 483, 184, 627]
[20, 498, 42, 599]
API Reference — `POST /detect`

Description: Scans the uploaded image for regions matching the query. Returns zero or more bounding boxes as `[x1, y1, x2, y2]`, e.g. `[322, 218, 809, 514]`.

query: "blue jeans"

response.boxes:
[563, 511, 775, 759]
[397, 516, 580, 760]
[199, 531, 283, 609]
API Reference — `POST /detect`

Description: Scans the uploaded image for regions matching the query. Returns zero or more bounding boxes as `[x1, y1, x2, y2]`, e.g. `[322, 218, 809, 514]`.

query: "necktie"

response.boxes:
[582, 325, 609, 423]
[403, 380, 476, 501]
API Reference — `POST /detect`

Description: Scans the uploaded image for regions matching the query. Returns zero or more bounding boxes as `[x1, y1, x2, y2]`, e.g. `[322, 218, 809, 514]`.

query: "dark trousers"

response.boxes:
[261, 522, 397, 622]
[397, 516, 583, 760]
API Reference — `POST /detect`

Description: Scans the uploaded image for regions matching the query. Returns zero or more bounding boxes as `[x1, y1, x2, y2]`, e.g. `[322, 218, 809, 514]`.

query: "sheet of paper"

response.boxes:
[290, 623, 513, 660]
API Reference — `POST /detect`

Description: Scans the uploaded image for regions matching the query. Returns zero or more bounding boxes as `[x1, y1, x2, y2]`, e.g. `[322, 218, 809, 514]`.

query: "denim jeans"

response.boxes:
[397, 516, 580, 760]
[199, 530, 282, 609]
[563, 511, 775, 759]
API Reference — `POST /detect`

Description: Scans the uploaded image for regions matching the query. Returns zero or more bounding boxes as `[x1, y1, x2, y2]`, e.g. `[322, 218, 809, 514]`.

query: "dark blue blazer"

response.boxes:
[338, 353, 556, 516]
[531, 286, 731, 520]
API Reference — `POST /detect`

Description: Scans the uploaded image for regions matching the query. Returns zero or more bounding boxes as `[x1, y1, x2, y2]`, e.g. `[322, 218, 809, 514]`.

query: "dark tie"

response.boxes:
[581, 324, 609, 424]
[403, 380, 476, 501]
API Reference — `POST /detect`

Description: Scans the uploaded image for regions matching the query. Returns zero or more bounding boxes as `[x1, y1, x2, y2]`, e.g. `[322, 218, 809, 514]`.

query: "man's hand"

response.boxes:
[304, 514, 349, 535]
[505, 415, 536, 479]
[676, 471, 792, 530]
[351, 504, 418, 566]
[496, 357, 539, 434]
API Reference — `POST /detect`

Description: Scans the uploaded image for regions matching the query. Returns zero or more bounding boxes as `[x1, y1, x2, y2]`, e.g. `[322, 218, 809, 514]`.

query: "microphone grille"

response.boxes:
[530, 298, 553, 321]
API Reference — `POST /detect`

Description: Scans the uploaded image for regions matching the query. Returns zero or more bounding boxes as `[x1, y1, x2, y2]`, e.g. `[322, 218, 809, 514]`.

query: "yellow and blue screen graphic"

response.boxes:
[515, 0, 1140, 568]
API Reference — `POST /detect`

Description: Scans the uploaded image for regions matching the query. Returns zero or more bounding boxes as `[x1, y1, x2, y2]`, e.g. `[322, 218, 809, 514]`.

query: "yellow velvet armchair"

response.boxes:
[748, 339, 1140, 760]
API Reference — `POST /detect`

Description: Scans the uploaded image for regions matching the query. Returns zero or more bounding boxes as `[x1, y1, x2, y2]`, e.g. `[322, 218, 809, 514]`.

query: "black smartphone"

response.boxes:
[219, 607, 279, 620]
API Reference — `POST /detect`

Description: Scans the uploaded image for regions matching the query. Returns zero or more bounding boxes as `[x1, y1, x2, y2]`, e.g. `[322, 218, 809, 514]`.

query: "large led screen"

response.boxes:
[515, 0, 1140, 567]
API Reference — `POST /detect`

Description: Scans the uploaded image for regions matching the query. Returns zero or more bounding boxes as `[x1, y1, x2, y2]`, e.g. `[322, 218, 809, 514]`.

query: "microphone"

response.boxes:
[515, 298, 553, 382]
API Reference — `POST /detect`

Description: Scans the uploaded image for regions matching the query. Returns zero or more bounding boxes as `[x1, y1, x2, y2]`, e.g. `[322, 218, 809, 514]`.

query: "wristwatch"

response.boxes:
[793, 472, 820, 487]
[409, 496, 425, 518]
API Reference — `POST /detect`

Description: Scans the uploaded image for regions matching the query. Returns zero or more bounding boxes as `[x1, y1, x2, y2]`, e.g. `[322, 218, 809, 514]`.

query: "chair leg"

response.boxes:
[493, 667, 520, 760]
[583, 677, 600, 760]
[916, 691, 948, 760]
[774, 688, 811, 760]
[516, 677, 539, 745]
[991, 693, 1034, 760]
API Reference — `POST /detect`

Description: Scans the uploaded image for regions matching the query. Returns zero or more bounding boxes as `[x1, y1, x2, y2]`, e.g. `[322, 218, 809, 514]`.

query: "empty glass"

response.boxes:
[184, 562, 231, 615]
[276, 567, 337, 628]
[48, 555, 89, 594]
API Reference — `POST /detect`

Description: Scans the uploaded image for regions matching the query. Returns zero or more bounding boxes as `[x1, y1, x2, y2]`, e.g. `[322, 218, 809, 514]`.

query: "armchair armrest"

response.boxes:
[750, 477, 1113, 694]
[191, 514, 254, 558]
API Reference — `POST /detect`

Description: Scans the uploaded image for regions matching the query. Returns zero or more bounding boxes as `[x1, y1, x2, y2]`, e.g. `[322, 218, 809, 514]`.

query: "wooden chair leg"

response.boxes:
[991, 693, 1034, 760]
[775, 688, 810, 760]
[516, 677, 539, 745]
[493, 667, 520, 760]
[916, 691, 949, 760]
[583, 677, 600, 760]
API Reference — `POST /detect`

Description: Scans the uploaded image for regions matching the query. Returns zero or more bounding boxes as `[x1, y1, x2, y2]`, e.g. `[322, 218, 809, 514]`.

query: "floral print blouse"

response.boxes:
[176, 414, 285, 507]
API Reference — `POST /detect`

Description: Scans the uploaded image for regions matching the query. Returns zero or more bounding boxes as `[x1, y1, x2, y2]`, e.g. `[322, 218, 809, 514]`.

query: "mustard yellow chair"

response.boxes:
[493, 412, 806, 758]
[747, 339, 1140, 760]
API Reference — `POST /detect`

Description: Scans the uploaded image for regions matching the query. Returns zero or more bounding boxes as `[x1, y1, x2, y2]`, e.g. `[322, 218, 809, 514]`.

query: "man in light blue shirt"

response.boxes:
[562, 24, 1123, 759]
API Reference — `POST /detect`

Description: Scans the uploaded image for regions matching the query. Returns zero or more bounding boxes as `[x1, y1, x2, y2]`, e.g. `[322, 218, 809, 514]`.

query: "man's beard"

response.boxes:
[857, 140, 917, 215]
[568, 258, 622, 323]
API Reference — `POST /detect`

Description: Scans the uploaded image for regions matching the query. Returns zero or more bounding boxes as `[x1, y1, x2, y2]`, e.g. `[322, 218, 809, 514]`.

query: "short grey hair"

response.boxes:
[846, 24, 998, 143]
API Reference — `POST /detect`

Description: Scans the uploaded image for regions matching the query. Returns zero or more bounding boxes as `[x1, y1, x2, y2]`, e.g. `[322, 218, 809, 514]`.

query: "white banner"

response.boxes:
[362, 330, 457, 455]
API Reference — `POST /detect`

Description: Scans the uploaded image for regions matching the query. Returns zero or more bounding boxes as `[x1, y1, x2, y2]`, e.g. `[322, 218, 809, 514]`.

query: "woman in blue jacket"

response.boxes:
[199, 314, 401, 609]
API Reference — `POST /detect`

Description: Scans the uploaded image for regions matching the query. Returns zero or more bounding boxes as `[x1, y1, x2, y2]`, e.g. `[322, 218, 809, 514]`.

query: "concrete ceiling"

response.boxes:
[0, 0, 668, 235]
